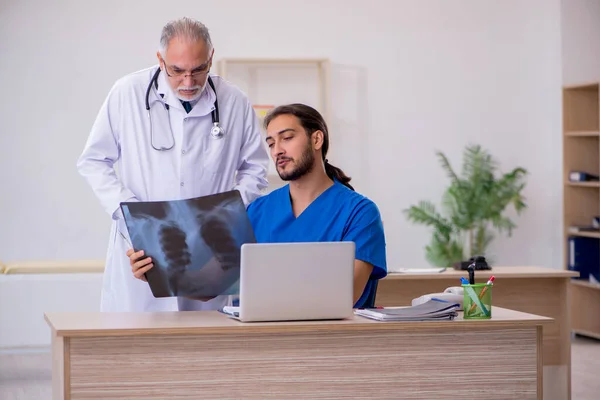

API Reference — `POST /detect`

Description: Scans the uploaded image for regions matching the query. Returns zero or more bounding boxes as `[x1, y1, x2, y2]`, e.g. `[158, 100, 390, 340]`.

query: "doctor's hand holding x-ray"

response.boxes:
[76, 17, 269, 313]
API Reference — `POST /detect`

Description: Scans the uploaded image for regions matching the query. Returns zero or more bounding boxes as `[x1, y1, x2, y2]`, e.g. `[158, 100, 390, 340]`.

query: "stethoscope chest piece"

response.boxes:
[211, 122, 224, 139]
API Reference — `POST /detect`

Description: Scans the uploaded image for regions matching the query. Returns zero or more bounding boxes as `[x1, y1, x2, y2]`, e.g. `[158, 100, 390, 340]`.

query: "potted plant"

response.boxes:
[403, 144, 528, 268]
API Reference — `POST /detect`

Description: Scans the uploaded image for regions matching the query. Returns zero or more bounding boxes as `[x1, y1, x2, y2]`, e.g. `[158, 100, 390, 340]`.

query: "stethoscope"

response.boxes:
[144, 67, 224, 151]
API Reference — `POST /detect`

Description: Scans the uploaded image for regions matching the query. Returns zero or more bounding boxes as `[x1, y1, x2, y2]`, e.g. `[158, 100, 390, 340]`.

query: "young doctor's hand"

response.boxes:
[126, 249, 153, 282]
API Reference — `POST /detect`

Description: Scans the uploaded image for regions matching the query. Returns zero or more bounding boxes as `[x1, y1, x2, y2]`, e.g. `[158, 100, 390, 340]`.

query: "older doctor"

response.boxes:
[77, 17, 269, 313]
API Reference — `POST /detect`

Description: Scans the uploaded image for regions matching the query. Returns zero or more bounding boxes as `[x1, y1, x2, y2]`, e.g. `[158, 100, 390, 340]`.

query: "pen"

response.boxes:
[467, 275, 495, 313]
[479, 276, 495, 298]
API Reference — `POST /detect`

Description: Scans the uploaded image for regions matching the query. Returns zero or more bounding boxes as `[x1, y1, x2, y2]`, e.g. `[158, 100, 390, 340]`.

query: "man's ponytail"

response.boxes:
[324, 159, 354, 191]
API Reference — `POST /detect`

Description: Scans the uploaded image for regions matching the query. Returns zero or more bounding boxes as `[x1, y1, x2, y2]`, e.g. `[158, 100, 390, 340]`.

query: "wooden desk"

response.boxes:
[45, 307, 550, 400]
[376, 266, 578, 400]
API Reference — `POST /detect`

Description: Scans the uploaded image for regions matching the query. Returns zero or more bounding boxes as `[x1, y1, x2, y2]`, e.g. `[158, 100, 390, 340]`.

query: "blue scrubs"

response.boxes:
[246, 179, 387, 308]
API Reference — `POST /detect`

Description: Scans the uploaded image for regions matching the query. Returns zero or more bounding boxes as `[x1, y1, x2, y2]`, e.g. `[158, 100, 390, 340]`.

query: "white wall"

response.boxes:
[0, 274, 102, 348]
[0, 0, 563, 270]
[562, 0, 600, 85]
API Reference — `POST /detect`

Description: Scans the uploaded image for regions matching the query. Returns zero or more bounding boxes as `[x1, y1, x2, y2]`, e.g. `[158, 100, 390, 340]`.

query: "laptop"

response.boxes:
[120, 190, 254, 299]
[221, 241, 355, 322]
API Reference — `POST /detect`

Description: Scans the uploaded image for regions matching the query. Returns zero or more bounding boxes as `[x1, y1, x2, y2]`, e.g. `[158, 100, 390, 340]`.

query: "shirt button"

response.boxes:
[180, 182, 184, 187]
[182, 150, 186, 154]
[184, 118, 188, 122]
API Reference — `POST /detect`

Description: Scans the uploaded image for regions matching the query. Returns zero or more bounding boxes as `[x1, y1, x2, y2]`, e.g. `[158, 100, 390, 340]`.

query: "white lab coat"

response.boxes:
[77, 65, 269, 312]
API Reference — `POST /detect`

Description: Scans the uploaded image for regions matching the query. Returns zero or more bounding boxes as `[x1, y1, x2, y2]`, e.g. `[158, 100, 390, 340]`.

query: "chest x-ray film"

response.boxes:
[120, 190, 255, 299]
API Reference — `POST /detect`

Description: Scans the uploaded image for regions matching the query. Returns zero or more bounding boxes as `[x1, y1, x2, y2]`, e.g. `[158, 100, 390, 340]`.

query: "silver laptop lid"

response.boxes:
[238, 242, 355, 322]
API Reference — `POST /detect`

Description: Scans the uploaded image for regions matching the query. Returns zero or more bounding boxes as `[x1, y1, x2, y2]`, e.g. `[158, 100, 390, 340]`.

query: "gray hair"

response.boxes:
[158, 17, 213, 56]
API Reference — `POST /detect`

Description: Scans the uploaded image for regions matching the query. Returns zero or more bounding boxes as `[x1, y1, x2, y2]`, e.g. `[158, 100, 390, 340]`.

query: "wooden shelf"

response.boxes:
[563, 82, 600, 90]
[571, 279, 600, 290]
[563, 81, 600, 341]
[563, 83, 599, 132]
[573, 330, 600, 341]
[567, 231, 600, 239]
[565, 181, 600, 187]
[565, 131, 600, 137]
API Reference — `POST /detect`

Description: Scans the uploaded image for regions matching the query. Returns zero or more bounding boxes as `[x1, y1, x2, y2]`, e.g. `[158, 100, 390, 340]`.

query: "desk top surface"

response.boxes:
[385, 266, 578, 280]
[45, 306, 552, 338]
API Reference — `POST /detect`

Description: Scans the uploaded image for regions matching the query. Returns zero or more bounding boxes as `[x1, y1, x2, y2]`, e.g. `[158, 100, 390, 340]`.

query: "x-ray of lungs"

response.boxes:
[120, 190, 256, 298]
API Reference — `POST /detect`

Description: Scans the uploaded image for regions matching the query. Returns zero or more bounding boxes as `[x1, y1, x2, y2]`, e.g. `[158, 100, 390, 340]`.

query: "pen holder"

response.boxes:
[461, 283, 492, 319]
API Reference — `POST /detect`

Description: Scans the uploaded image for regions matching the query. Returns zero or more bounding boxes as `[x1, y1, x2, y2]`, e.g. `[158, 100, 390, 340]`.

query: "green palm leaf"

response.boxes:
[404, 144, 528, 268]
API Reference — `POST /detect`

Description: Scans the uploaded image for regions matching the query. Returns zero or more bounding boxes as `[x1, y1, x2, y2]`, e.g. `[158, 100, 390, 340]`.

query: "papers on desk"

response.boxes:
[394, 267, 446, 274]
[354, 299, 459, 321]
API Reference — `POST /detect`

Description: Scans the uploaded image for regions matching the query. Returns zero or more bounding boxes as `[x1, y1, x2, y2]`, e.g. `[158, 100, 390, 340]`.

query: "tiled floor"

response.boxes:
[1, 335, 599, 399]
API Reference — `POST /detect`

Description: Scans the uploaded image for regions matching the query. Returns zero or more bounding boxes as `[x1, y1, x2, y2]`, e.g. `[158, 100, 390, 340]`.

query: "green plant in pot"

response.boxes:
[403, 144, 528, 268]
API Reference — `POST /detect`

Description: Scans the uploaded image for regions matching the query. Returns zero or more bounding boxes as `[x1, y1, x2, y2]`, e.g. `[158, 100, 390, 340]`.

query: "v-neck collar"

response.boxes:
[284, 180, 338, 220]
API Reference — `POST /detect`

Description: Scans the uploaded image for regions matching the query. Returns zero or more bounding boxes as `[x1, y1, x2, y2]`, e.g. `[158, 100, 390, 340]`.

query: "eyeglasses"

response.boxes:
[161, 58, 211, 80]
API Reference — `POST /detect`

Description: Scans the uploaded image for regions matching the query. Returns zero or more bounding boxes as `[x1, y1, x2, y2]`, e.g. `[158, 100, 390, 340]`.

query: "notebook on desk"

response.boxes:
[220, 241, 355, 322]
[354, 299, 459, 321]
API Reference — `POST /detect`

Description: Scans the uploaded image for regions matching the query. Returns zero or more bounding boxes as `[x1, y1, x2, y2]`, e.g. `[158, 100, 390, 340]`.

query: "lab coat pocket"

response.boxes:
[202, 135, 230, 174]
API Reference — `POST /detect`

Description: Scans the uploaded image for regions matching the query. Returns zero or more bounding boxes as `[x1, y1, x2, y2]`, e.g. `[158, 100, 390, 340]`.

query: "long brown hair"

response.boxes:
[263, 103, 354, 191]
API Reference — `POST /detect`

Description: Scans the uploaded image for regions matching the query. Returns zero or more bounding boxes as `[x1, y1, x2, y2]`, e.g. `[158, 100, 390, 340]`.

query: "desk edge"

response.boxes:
[45, 314, 554, 338]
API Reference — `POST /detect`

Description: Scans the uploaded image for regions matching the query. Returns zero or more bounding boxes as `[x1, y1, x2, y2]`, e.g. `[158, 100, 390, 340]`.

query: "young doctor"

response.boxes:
[129, 103, 387, 308]
[77, 17, 269, 313]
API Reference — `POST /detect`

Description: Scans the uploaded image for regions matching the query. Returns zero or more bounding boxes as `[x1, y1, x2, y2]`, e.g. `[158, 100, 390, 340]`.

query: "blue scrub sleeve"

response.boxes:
[343, 200, 387, 279]
[245, 198, 262, 232]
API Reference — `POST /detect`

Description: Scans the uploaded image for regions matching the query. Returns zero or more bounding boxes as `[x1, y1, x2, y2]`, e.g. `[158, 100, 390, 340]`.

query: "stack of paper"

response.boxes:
[354, 299, 459, 321]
